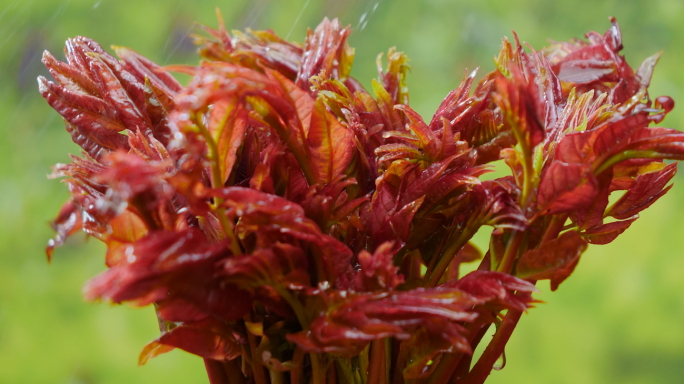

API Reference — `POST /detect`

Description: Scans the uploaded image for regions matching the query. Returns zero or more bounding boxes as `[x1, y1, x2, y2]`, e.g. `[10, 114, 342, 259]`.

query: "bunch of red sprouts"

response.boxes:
[41, 12, 679, 384]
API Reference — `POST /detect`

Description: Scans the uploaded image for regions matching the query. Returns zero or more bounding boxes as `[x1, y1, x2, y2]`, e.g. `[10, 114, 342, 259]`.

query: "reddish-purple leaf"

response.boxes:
[42, 50, 101, 96]
[139, 318, 243, 365]
[352, 241, 403, 292]
[576, 169, 612, 230]
[472, 178, 527, 231]
[84, 229, 252, 322]
[516, 230, 588, 291]
[537, 161, 598, 215]
[607, 162, 676, 219]
[46, 201, 83, 261]
[88, 55, 153, 135]
[288, 271, 534, 356]
[581, 216, 637, 245]
[296, 18, 352, 89]
[400, 323, 468, 379]
[221, 243, 310, 290]
[209, 187, 354, 286]
[38, 76, 129, 159]
[114, 45, 181, 94]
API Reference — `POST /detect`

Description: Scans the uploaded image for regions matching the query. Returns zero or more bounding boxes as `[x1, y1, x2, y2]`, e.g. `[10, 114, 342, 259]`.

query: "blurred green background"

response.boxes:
[1, 0, 683, 382]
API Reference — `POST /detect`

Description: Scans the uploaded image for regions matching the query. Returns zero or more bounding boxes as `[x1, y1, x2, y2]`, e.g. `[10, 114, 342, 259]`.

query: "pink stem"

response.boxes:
[455, 310, 523, 384]
[205, 358, 230, 384]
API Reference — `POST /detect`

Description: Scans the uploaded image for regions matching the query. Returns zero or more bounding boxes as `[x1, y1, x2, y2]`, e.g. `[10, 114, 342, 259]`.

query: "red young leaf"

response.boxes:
[84, 229, 251, 322]
[516, 230, 588, 291]
[288, 271, 534, 357]
[87, 54, 153, 135]
[352, 241, 403, 292]
[38, 76, 129, 159]
[113, 45, 181, 94]
[221, 242, 310, 290]
[296, 18, 353, 90]
[104, 210, 149, 267]
[581, 216, 637, 245]
[139, 318, 243, 365]
[576, 169, 612, 230]
[46, 201, 83, 261]
[607, 162, 676, 219]
[42, 49, 101, 96]
[40, 16, 682, 377]
[307, 98, 354, 184]
[537, 161, 598, 215]
[209, 187, 354, 286]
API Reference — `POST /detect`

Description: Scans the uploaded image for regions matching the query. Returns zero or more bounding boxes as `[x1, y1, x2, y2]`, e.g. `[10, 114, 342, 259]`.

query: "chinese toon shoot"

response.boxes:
[41, 12, 679, 384]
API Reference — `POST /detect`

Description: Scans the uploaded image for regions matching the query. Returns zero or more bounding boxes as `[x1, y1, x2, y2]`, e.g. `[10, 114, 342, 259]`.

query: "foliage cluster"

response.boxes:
[40, 11, 679, 384]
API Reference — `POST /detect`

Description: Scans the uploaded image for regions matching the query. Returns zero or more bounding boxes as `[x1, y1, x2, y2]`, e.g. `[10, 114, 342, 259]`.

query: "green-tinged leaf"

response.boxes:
[268, 69, 316, 135]
[377, 47, 410, 105]
[104, 210, 149, 267]
[138, 319, 243, 364]
[138, 341, 175, 366]
[371, 78, 404, 131]
[307, 98, 354, 184]
[216, 102, 248, 183]
[245, 321, 264, 336]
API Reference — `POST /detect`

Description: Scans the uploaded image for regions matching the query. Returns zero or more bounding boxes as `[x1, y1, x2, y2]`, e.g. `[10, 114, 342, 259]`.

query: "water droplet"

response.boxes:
[493, 351, 506, 371]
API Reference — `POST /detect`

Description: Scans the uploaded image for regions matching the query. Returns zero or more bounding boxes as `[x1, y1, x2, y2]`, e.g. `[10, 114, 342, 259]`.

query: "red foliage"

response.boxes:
[41, 12, 679, 384]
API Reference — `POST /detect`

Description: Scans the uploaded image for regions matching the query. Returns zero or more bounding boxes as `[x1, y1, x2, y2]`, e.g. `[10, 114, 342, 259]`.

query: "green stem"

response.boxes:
[269, 368, 286, 384]
[311, 353, 326, 384]
[357, 345, 370, 384]
[194, 112, 243, 255]
[273, 286, 326, 384]
[336, 358, 356, 384]
[496, 231, 524, 274]
[244, 314, 268, 384]
[424, 226, 455, 281]
[593, 150, 670, 175]
[509, 122, 534, 207]
[274, 286, 309, 327]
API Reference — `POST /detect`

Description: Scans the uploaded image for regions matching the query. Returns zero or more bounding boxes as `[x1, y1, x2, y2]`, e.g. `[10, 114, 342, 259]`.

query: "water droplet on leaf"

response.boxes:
[493, 351, 506, 371]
